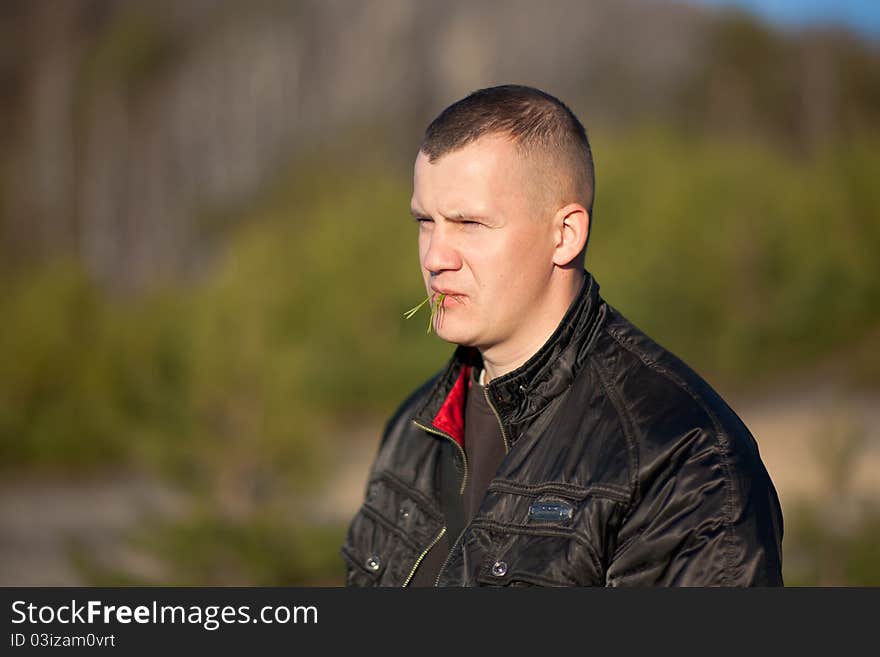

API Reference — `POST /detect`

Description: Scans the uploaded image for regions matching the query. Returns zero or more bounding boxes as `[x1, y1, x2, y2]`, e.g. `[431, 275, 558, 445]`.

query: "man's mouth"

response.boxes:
[432, 291, 464, 307]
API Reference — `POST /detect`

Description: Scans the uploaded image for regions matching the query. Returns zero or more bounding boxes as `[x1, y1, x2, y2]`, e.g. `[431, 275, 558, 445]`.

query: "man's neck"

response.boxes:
[480, 270, 584, 384]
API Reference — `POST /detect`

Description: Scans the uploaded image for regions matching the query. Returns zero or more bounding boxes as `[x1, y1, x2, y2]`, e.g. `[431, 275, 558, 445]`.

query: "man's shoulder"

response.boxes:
[590, 303, 783, 582]
[592, 303, 755, 450]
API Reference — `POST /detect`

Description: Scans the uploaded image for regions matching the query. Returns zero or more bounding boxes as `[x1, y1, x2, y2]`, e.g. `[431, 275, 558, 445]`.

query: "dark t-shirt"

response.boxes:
[409, 367, 506, 586]
[462, 368, 507, 522]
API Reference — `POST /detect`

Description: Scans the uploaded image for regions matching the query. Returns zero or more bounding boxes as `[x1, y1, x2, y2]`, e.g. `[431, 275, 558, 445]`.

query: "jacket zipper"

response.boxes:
[483, 385, 510, 454]
[431, 386, 511, 586]
[410, 419, 469, 587]
[413, 380, 512, 585]
[434, 525, 466, 586]
[433, 388, 511, 586]
[402, 526, 446, 587]
[412, 420, 469, 494]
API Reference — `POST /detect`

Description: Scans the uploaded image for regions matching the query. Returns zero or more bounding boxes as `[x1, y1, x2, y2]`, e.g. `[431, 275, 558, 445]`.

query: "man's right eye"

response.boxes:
[415, 216, 433, 223]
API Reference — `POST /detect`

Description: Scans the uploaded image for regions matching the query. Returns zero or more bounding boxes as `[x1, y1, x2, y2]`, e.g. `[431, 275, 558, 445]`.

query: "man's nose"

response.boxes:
[422, 224, 461, 274]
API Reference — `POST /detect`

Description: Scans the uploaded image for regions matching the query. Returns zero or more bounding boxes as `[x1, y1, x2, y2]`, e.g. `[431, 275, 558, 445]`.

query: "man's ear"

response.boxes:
[551, 203, 590, 267]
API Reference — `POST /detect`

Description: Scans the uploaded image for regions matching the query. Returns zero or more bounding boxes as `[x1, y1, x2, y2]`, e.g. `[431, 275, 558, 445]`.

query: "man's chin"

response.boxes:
[432, 324, 478, 347]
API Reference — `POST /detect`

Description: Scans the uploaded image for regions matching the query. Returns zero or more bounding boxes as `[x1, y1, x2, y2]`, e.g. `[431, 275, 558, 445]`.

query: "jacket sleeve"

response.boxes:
[604, 427, 784, 587]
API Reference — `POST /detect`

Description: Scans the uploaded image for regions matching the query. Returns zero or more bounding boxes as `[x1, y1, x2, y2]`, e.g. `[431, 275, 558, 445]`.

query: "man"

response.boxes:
[342, 85, 783, 587]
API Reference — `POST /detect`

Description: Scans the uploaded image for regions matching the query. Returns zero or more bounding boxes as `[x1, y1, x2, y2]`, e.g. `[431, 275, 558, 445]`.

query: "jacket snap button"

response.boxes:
[366, 555, 382, 572]
[491, 560, 508, 577]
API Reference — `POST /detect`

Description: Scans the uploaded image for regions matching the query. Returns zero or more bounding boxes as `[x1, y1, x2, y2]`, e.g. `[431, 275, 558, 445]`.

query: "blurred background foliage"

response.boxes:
[0, 0, 878, 586]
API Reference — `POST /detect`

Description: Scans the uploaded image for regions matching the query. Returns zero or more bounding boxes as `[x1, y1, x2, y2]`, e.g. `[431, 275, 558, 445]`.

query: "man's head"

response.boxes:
[421, 85, 594, 219]
[410, 85, 594, 371]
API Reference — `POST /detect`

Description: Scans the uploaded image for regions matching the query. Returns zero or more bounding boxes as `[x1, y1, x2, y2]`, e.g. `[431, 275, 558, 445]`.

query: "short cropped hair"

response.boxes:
[420, 85, 595, 220]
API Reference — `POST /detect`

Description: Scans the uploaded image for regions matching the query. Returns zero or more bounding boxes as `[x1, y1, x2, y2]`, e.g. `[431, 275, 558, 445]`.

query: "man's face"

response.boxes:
[410, 134, 559, 358]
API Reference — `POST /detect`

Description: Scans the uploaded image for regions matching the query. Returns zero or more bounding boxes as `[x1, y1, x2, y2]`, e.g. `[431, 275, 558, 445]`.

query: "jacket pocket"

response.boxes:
[471, 523, 601, 586]
[462, 480, 621, 587]
[342, 473, 443, 586]
[340, 543, 383, 586]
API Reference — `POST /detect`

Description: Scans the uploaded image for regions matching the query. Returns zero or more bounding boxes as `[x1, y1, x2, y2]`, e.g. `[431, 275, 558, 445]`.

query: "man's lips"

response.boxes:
[430, 287, 466, 306]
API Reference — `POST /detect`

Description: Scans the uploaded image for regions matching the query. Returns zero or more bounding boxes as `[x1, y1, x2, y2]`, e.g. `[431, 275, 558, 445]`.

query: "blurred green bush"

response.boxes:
[589, 127, 880, 388]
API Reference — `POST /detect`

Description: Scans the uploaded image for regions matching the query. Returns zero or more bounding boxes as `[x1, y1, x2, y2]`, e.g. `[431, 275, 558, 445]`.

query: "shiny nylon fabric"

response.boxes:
[342, 271, 784, 586]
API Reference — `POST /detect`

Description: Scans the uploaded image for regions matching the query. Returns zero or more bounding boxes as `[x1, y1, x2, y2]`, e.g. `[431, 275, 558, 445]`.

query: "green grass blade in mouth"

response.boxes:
[403, 294, 431, 320]
[403, 292, 445, 334]
[428, 293, 445, 334]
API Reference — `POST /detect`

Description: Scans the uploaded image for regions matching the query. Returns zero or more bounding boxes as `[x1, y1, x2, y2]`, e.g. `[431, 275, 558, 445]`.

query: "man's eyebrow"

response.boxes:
[448, 211, 489, 222]
[408, 207, 491, 222]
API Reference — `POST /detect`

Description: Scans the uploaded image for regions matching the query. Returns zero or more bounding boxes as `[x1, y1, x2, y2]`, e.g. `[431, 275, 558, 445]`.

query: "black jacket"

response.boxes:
[342, 272, 784, 586]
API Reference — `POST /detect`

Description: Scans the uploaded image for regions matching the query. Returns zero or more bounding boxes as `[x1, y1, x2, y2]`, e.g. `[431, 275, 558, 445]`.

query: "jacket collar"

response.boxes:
[411, 270, 604, 448]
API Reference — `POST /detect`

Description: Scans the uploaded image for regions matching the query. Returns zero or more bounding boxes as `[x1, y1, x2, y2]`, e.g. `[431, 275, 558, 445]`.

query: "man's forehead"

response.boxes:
[416, 132, 519, 167]
[413, 135, 521, 190]
[412, 135, 544, 214]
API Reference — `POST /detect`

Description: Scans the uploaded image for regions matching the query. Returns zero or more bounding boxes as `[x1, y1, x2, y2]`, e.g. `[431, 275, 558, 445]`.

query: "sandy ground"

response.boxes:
[1, 383, 878, 585]
[736, 383, 880, 513]
[0, 473, 184, 586]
